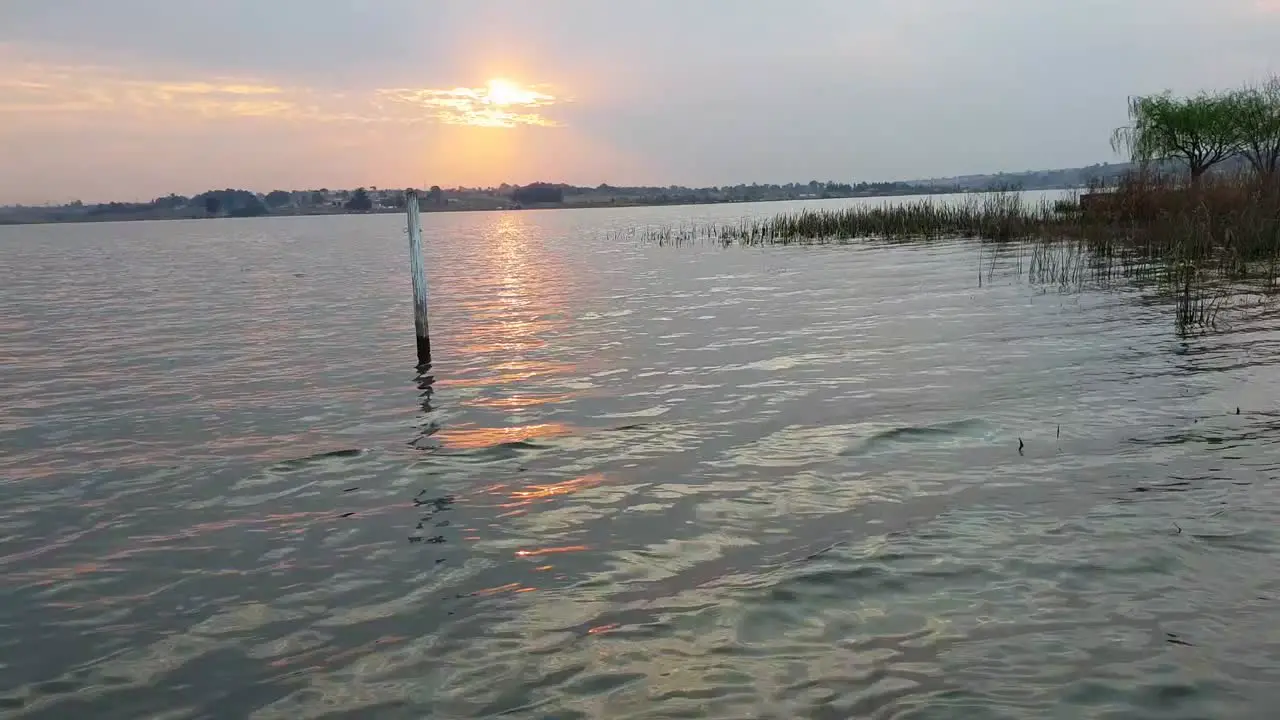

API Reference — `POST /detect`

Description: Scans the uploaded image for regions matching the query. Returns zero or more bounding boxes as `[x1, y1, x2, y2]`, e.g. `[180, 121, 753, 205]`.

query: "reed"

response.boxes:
[606, 191, 1058, 246]
[723, 191, 1054, 246]
[1073, 171, 1280, 271]
[614, 173, 1280, 332]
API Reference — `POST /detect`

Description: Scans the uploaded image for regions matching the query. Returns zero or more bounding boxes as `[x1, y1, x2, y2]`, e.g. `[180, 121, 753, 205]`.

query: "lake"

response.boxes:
[3, 195, 1280, 719]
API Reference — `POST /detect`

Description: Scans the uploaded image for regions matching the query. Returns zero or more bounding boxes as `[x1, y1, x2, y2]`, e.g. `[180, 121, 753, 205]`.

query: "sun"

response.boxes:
[377, 78, 560, 128]
[484, 78, 549, 107]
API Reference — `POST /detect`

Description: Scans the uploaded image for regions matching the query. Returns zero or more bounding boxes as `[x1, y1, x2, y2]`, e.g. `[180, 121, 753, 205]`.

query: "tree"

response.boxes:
[228, 196, 268, 218]
[345, 187, 373, 212]
[1232, 77, 1280, 177]
[511, 183, 563, 204]
[1111, 91, 1243, 181]
[151, 193, 188, 210]
[264, 190, 292, 208]
[193, 189, 266, 217]
[426, 185, 445, 206]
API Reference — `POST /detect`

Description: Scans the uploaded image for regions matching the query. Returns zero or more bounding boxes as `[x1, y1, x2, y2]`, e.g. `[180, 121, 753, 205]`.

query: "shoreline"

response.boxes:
[0, 186, 1083, 228]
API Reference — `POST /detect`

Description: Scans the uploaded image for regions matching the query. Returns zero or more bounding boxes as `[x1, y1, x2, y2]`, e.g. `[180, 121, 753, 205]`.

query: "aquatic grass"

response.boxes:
[606, 191, 1057, 247]
[620, 174, 1279, 262]
[715, 192, 1055, 246]
[1071, 172, 1280, 331]
[612, 173, 1280, 332]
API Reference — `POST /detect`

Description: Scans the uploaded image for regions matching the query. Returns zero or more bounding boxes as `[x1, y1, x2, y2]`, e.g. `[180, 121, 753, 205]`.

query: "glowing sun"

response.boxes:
[376, 78, 561, 128]
[484, 78, 553, 107]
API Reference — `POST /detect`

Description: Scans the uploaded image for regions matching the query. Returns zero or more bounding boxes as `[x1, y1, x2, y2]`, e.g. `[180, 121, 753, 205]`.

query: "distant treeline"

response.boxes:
[1, 187, 390, 224]
[2, 163, 1140, 225]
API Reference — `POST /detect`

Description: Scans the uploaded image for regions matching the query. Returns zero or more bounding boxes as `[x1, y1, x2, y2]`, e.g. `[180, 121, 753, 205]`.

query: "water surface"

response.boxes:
[3, 196, 1280, 718]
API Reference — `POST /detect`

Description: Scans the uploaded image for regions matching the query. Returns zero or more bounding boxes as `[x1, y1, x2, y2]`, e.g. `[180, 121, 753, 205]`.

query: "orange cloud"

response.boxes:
[377, 79, 563, 128]
[0, 51, 565, 130]
[0, 60, 303, 121]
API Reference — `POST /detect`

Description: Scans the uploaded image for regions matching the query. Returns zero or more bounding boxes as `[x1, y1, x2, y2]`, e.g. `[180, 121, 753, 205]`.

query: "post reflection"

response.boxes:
[409, 362, 438, 450]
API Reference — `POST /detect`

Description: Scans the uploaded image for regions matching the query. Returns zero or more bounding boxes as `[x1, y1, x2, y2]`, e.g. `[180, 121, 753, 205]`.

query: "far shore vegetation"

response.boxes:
[3, 165, 1135, 226]
[620, 77, 1280, 333]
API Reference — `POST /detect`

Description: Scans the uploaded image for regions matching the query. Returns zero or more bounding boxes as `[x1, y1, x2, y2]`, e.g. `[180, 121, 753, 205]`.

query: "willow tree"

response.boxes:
[1233, 77, 1280, 177]
[1111, 91, 1242, 181]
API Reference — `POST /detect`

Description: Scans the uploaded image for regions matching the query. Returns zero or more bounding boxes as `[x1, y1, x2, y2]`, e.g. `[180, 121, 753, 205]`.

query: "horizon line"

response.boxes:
[3, 159, 1135, 208]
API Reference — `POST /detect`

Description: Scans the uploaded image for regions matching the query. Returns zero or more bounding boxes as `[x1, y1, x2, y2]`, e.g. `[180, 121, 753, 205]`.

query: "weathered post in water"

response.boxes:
[405, 189, 431, 366]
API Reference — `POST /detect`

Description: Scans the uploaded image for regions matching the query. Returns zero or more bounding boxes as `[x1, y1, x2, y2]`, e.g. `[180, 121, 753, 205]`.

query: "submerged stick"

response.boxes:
[405, 189, 431, 366]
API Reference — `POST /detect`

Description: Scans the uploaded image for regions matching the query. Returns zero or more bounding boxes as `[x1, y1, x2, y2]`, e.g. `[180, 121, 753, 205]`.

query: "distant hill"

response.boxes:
[911, 156, 1252, 192]
[910, 162, 1135, 191]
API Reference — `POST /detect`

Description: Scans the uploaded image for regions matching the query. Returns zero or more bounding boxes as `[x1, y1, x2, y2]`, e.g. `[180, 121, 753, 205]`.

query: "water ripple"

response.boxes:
[3, 197, 1280, 718]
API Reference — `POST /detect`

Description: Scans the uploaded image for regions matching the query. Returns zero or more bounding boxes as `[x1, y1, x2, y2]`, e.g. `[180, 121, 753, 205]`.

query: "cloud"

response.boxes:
[0, 56, 302, 121]
[0, 49, 564, 130]
[377, 80, 564, 128]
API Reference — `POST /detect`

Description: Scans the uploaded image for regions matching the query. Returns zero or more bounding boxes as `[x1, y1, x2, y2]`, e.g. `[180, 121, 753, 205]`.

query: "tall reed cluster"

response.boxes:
[1072, 172, 1280, 274]
[616, 172, 1280, 332]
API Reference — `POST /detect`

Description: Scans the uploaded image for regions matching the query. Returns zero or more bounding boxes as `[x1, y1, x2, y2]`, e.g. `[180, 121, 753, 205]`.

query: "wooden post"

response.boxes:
[405, 189, 431, 366]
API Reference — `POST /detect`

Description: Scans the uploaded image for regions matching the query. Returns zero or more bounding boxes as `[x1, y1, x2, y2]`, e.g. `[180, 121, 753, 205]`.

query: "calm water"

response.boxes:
[3, 196, 1280, 719]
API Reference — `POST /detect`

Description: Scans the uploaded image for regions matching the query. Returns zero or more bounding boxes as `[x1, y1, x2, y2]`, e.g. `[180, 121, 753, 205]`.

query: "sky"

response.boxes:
[2, 0, 1278, 205]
